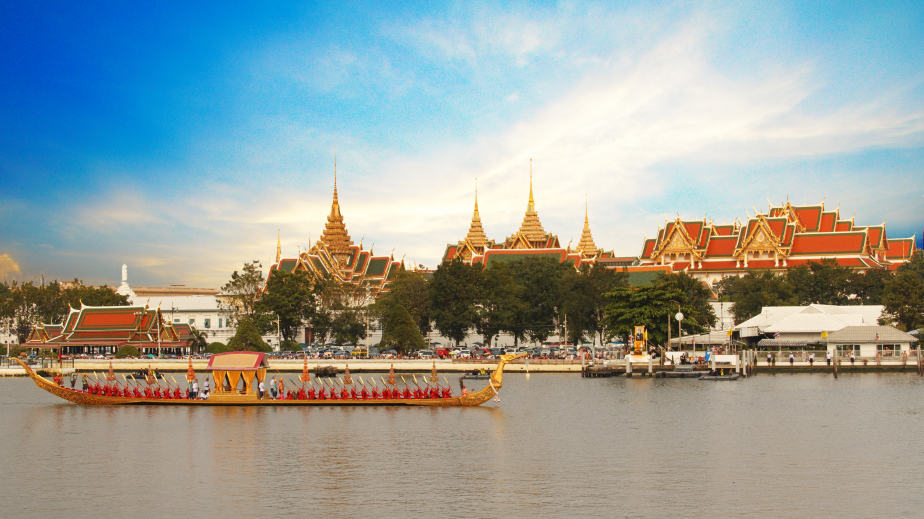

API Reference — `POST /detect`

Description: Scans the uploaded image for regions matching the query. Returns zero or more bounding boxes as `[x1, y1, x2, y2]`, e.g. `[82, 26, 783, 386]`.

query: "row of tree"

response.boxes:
[373, 257, 717, 349]
[0, 280, 129, 343]
[717, 255, 924, 330]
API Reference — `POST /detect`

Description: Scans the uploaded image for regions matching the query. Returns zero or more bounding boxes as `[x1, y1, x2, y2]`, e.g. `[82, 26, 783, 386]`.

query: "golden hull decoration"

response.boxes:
[16, 353, 525, 407]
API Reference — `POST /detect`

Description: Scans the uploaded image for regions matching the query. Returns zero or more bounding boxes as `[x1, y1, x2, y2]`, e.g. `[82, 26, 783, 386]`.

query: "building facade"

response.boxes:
[637, 201, 917, 285]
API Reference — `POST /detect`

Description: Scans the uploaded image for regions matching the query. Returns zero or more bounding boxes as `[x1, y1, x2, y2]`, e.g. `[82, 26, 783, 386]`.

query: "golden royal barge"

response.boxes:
[17, 351, 525, 407]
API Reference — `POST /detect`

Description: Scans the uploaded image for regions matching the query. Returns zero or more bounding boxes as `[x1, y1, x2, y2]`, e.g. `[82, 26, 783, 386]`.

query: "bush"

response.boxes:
[115, 346, 139, 358]
[227, 317, 271, 352]
[206, 342, 230, 354]
[280, 339, 301, 351]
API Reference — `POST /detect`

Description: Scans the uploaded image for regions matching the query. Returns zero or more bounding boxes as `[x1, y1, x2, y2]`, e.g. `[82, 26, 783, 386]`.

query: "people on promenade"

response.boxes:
[789, 352, 795, 366]
[850, 351, 856, 365]
[826, 352, 831, 366]
[809, 353, 815, 366]
[767, 353, 772, 365]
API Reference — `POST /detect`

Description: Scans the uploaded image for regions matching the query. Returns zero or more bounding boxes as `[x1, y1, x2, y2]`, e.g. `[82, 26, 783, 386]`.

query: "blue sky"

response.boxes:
[1, 1, 922, 286]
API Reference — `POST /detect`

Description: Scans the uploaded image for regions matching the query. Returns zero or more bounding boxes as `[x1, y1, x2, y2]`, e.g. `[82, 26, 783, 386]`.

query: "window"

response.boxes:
[188, 318, 195, 326]
[204, 318, 211, 329]
[173, 319, 180, 323]
[218, 318, 223, 328]
[877, 344, 899, 357]
[835, 344, 859, 353]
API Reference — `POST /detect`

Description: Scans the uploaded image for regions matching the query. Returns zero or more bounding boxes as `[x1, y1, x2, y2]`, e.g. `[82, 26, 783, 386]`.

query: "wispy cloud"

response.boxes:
[0, 253, 21, 279]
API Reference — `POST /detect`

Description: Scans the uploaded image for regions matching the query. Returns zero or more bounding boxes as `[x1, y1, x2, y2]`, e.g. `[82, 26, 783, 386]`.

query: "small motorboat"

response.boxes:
[699, 373, 740, 381]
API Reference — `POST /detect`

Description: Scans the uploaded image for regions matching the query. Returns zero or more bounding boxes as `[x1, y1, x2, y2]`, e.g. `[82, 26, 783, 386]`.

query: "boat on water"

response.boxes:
[16, 351, 525, 407]
[699, 372, 740, 381]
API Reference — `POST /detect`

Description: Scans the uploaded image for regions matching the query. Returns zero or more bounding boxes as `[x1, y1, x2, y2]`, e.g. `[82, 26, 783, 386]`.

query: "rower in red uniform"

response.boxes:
[350, 386, 358, 399]
[173, 387, 182, 399]
[340, 386, 349, 399]
[403, 386, 412, 399]
[297, 387, 307, 400]
[143, 386, 153, 398]
[360, 386, 369, 399]
[371, 386, 380, 399]
[441, 386, 451, 398]
[133, 386, 142, 398]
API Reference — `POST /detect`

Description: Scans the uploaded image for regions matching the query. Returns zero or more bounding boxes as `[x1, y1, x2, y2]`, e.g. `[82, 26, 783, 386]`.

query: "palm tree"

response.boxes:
[188, 328, 208, 354]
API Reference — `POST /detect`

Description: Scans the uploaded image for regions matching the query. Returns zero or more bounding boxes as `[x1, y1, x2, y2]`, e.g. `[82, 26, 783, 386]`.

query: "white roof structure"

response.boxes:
[128, 294, 222, 312]
[736, 304, 884, 334]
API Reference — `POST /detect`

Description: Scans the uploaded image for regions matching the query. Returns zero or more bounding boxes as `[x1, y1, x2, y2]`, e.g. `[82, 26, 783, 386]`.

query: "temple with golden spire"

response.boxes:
[443, 161, 621, 269]
[267, 162, 404, 295]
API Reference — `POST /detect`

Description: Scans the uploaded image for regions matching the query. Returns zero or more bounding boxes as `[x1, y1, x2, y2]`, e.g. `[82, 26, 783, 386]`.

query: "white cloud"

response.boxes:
[34, 5, 924, 286]
[0, 253, 20, 278]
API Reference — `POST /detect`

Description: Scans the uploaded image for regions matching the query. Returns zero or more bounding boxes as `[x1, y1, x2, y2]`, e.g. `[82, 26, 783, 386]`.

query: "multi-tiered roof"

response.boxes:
[638, 200, 916, 277]
[443, 162, 620, 269]
[26, 304, 185, 350]
[268, 167, 404, 295]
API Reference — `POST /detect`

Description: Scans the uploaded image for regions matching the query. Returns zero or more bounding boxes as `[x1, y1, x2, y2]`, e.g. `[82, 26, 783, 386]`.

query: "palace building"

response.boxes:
[637, 200, 917, 285]
[442, 164, 626, 269]
[267, 169, 404, 296]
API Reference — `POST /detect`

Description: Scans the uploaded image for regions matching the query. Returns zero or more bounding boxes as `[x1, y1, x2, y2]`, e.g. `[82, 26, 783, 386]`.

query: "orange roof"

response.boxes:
[793, 206, 822, 231]
[818, 212, 836, 232]
[704, 236, 737, 257]
[790, 232, 866, 255]
[641, 239, 656, 259]
[886, 238, 915, 260]
[835, 220, 853, 232]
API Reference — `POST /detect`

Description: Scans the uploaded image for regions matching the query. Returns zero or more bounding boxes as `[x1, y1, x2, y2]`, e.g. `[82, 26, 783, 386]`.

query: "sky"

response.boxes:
[1, 1, 922, 287]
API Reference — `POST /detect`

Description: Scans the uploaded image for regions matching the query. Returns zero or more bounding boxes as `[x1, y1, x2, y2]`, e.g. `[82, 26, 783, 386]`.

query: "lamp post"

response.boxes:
[675, 311, 685, 356]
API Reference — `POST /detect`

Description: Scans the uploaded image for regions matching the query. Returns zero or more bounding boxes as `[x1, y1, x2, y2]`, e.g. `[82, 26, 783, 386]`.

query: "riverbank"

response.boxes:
[2, 357, 920, 377]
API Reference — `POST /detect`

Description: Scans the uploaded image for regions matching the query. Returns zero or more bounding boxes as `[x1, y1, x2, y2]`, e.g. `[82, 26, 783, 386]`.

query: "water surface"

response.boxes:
[2, 373, 922, 518]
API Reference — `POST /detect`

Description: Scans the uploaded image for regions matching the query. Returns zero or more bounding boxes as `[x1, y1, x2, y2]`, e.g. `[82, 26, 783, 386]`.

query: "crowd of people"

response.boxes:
[51, 372, 456, 401]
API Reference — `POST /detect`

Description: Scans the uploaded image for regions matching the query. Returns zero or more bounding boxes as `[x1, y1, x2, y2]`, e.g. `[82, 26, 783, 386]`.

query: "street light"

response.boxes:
[675, 311, 685, 356]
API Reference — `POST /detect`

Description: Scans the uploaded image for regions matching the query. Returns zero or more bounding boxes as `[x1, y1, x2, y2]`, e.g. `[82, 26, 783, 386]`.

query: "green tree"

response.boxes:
[221, 260, 270, 332]
[280, 339, 301, 351]
[115, 345, 139, 358]
[560, 264, 628, 346]
[430, 259, 480, 345]
[510, 257, 569, 345]
[849, 268, 892, 304]
[258, 269, 318, 342]
[227, 316, 271, 352]
[787, 259, 853, 305]
[718, 271, 794, 323]
[330, 309, 366, 345]
[187, 328, 208, 354]
[605, 272, 715, 346]
[474, 262, 523, 347]
[206, 341, 230, 354]
[882, 253, 924, 331]
[375, 270, 431, 334]
[380, 304, 426, 354]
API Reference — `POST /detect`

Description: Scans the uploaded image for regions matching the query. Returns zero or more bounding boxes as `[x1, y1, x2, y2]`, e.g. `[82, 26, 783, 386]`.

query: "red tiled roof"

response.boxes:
[790, 232, 866, 255]
[704, 236, 737, 257]
[793, 206, 822, 231]
[818, 212, 836, 232]
[712, 225, 735, 236]
[835, 220, 853, 232]
[886, 238, 915, 260]
[641, 239, 656, 259]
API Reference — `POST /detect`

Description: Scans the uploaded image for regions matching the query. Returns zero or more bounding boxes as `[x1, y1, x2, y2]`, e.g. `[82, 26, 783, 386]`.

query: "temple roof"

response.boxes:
[513, 162, 548, 243]
[575, 203, 598, 257]
[318, 167, 355, 257]
[464, 188, 488, 249]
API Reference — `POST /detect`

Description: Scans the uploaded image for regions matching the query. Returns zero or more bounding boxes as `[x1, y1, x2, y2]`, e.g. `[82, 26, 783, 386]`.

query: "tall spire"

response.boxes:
[514, 158, 547, 245]
[276, 229, 281, 263]
[464, 180, 488, 249]
[576, 200, 598, 257]
[319, 157, 354, 263]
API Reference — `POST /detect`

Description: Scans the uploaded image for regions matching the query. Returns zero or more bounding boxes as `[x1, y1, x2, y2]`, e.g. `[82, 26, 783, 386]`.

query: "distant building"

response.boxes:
[637, 201, 917, 285]
[267, 168, 403, 297]
[443, 163, 626, 271]
[733, 304, 904, 353]
[117, 264, 234, 345]
[826, 325, 918, 358]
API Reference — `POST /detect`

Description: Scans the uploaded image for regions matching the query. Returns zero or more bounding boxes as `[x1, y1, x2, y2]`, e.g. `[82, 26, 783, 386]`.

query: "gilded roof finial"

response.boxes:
[528, 158, 535, 209]
[276, 229, 281, 263]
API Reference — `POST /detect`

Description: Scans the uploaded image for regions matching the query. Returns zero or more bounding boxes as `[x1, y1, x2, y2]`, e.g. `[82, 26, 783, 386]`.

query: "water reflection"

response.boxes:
[2, 375, 924, 517]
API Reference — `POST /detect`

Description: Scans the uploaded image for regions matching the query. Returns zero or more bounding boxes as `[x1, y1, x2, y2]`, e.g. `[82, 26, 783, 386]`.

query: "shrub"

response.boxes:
[115, 346, 139, 358]
[206, 342, 230, 354]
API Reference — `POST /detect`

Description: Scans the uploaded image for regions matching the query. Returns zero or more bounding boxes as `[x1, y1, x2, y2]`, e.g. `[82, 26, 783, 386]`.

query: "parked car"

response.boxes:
[418, 350, 435, 359]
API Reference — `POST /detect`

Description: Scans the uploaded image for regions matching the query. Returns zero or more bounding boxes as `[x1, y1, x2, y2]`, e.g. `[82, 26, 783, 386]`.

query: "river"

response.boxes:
[1, 373, 923, 518]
